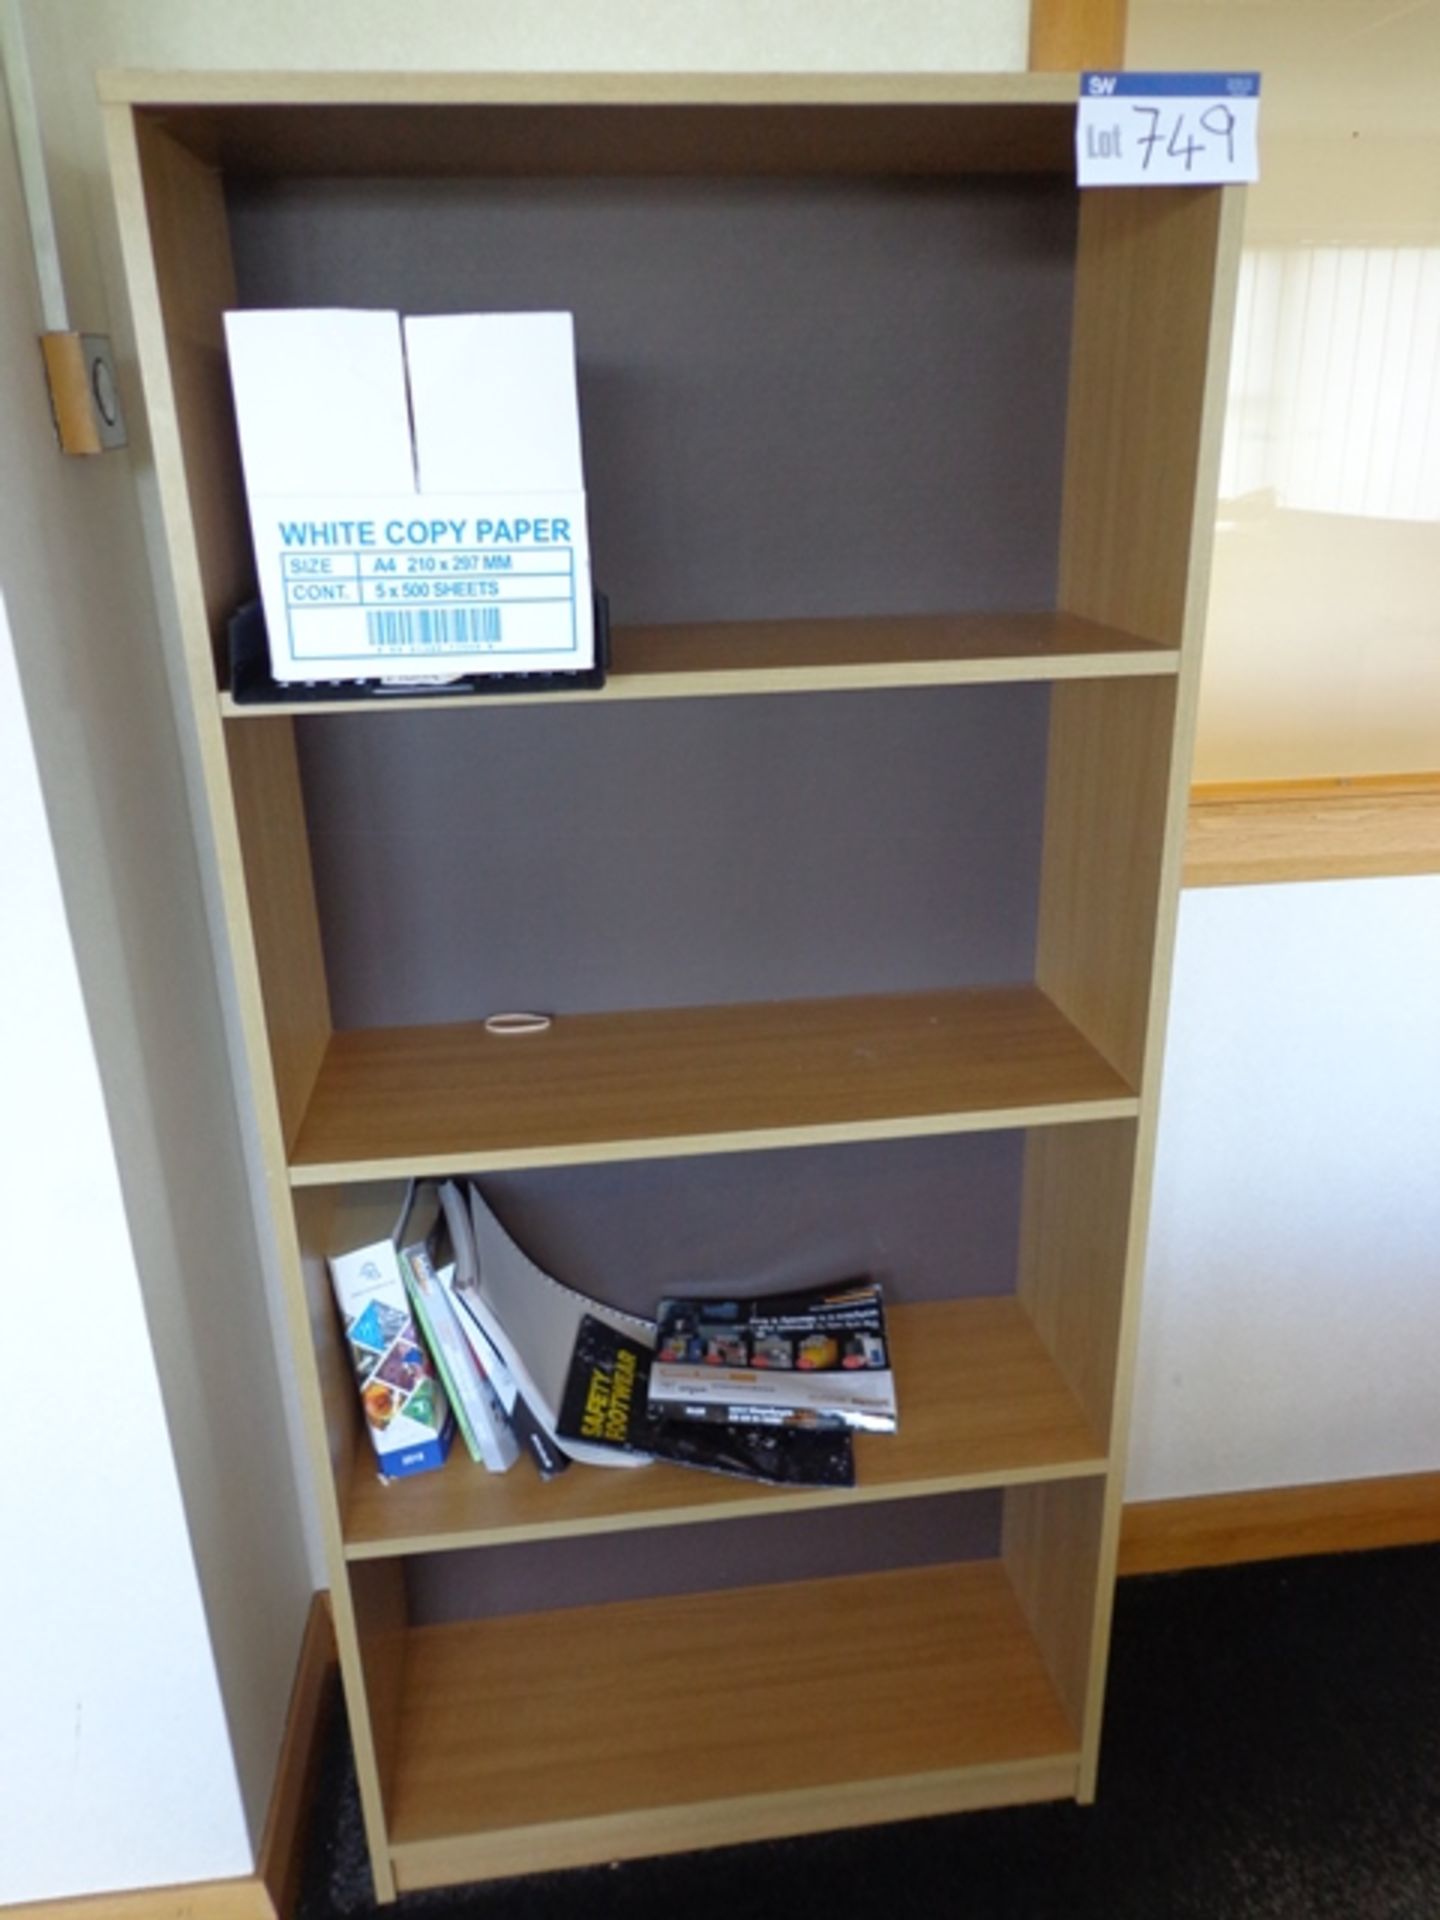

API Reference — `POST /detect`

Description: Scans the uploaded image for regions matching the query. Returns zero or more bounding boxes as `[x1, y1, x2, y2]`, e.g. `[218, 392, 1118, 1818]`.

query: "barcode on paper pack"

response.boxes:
[365, 607, 503, 651]
[248, 492, 590, 679]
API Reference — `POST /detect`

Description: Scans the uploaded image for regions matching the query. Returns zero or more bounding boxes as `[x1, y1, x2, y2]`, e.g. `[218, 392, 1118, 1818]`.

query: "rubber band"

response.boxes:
[483, 1011, 553, 1036]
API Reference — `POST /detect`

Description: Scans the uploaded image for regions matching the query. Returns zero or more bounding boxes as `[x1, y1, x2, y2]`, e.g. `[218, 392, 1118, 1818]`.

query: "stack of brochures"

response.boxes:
[334, 1179, 898, 1491]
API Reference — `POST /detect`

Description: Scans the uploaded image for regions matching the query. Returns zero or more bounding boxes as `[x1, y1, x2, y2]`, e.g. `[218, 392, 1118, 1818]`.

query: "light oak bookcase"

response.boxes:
[102, 73, 1241, 1902]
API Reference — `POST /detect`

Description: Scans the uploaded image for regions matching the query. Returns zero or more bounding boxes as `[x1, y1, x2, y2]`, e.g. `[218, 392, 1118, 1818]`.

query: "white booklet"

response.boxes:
[396, 1182, 520, 1475]
[439, 1180, 655, 1470]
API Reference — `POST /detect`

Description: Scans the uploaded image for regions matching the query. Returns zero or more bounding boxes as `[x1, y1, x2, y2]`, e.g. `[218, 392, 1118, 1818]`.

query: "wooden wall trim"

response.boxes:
[5, 1596, 336, 1920]
[1028, 0, 1128, 71]
[1185, 774, 1440, 887]
[256, 1595, 339, 1920]
[1120, 1471, 1440, 1575]
[0, 1880, 275, 1918]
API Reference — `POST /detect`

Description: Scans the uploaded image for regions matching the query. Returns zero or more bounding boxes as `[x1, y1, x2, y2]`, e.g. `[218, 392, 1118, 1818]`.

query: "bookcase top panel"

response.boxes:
[105, 74, 1077, 177]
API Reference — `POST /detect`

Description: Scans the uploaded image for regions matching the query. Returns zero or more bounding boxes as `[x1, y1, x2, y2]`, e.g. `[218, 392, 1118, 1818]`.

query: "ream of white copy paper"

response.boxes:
[224, 308, 594, 682]
[404, 312, 586, 495]
[224, 309, 415, 497]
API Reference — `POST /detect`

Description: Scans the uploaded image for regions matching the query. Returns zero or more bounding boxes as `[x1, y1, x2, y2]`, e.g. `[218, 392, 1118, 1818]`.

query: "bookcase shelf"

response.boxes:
[218, 610, 1180, 716]
[104, 68, 1242, 1904]
[342, 1297, 1107, 1559]
[385, 1561, 1080, 1892]
[287, 986, 1139, 1185]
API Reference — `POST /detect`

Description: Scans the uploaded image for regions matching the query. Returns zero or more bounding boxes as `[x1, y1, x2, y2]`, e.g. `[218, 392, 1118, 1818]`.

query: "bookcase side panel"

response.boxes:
[109, 101, 396, 1892]
[224, 717, 331, 1151]
[1015, 1118, 1137, 1446]
[1043, 184, 1245, 1095]
[273, 1188, 404, 1899]
[1034, 675, 1176, 1087]
[106, 103, 326, 1153]
[1001, 1476, 1106, 1747]
[1056, 184, 1231, 649]
[1073, 185, 1247, 1081]
[289, 1185, 366, 1504]
[119, 112, 255, 678]
[1055, 186, 1247, 1801]
[1039, 187, 1240, 1079]
[258, 1177, 407, 1899]
[342, 1557, 409, 1904]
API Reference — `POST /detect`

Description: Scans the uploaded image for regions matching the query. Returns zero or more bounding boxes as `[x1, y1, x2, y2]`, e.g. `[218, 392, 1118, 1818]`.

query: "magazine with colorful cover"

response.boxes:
[558, 1315, 855, 1488]
[647, 1279, 896, 1433]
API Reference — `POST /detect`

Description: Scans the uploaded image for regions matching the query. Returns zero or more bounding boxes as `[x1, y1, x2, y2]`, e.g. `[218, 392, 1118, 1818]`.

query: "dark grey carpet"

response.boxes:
[298, 1542, 1440, 1918]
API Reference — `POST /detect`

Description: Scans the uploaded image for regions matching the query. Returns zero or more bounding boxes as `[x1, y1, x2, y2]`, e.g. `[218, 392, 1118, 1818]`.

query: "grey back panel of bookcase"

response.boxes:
[227, 173, 1076, 625]
[231, 174, 1074, 1027]
[478, 1130, 1024, 1317]
[234, 176, 1070, 1616]
[409, 1490, 1005, 1624]
[294, 683, 1047, 1025]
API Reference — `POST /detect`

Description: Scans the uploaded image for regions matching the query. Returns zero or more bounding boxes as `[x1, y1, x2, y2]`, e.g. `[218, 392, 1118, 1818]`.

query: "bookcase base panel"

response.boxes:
[384, 1561, 1079, 1889]
[391, 1758, 1079, 1891]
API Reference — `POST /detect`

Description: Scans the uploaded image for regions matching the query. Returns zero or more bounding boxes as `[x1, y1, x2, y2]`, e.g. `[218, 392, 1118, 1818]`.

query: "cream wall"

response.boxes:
[1123, 0, 1440, 1506]
[1130, 0, 1440, 781]
[0, 583, 252, 1902]
[0, 72, 282, 1903]
[28, 0, 1027, 79]
[0, 586, 252, 1901]
[1128, 876, 1440, 1500]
